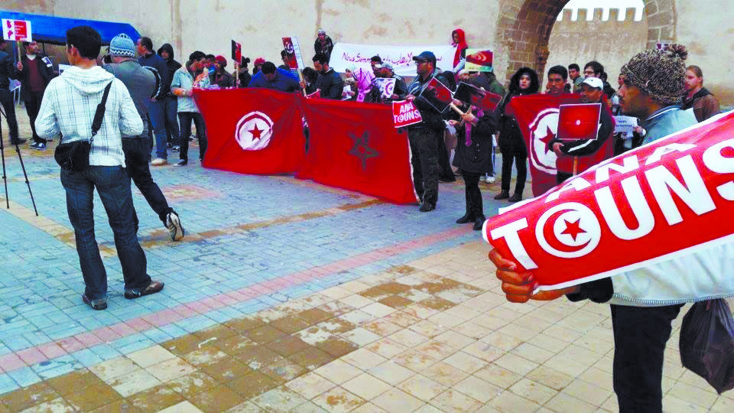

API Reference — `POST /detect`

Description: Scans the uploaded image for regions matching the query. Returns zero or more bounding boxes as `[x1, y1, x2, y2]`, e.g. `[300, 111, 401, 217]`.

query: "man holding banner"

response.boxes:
[406, 51, 451, 212]
[488, 45, 730, 413]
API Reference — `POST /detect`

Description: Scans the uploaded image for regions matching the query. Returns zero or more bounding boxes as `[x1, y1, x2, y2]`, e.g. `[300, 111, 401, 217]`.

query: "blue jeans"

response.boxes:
[161, 96, 180, 145]
[61, 166, 151, 300]
[148, 99, 167, 159]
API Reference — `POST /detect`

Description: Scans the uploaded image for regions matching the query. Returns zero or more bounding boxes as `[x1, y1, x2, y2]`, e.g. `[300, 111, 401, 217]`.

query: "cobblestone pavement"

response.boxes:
[0, 121, 731, 412]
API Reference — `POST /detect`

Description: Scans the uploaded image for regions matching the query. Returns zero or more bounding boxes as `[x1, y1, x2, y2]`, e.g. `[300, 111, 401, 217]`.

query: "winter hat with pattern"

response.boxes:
[109, 33, 136, 58]
[620, 44, 688, 106]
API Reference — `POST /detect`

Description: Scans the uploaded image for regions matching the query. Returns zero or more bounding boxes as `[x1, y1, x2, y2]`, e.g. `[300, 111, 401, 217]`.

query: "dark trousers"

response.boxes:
[611, 304, 683, 413]
[462, 171, 484, 218]
[161, 96, 179, 145]
[60, 166, 151, 299]
[178, 112, 207, 162]
[25, 91, 45, 143]
[122, 138, 173, 225]
[0, 89, 19, 143]
[500, 146, 527, 195]
[408, 128, 440, 205]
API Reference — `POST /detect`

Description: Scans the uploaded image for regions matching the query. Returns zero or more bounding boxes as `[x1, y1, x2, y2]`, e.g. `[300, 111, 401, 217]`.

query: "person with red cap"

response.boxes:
[253, 57, 266, 75]
[213, 55, 234, 88]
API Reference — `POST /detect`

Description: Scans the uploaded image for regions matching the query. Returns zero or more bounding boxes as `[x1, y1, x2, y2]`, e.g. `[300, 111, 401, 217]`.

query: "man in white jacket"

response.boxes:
[489, 45, 731, 413]
[35, 26, 164, 311]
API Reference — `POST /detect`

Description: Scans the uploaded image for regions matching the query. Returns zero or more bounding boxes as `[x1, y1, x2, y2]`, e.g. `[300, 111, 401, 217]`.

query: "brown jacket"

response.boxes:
[682, 87, 720, 122]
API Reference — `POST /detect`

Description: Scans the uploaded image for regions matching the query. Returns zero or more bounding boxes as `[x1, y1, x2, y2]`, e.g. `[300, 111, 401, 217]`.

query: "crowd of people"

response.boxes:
[0, 19, 730, 413]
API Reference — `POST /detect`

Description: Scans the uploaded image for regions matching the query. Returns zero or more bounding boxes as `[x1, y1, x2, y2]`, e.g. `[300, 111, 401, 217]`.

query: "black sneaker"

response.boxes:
[29, 141, 40, 148]
[82, 294, 107, 310]
[124, 280, 165, 299]
[508, 193, 523, 203]
[172, 145, 180, 152]
[36, 143, 47, 150]
[419, 202, 435, 212]
[173, 159, 187, 167]
[165, 211, 185, 241]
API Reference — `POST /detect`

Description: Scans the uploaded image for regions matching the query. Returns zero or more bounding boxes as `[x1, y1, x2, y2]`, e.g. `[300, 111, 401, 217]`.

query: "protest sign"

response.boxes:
[614, 115, 638, 138]
[464, 49, 493, 72]
[483, 111, 734, 290]
[373, 78, 396, 99]
[556, 103, 602, 141]
[392, 100, 422, 128]
[2, 19, 31, 42]
[454, 82, 502, 111]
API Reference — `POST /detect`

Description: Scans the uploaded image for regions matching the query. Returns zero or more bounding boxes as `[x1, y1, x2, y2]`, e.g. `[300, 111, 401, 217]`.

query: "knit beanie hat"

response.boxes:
[620, 44, 687, 105]
[109, 33, 136, 58]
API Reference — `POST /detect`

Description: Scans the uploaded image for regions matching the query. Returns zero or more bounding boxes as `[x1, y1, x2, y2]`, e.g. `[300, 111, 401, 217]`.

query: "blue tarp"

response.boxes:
[0, 10, 140, 45]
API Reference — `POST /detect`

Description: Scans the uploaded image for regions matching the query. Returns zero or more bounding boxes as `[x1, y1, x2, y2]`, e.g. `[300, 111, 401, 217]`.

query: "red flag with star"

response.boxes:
[297, 97, 418, 204]
[507, 93, 584, 196]
[193, 88, 305, 174]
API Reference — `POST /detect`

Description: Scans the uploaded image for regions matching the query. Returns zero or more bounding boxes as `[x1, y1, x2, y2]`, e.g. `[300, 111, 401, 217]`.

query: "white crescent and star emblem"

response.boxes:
[528, 108, 559, 174]
[235, 111, 274, 151]
[535, 202, 601, 258]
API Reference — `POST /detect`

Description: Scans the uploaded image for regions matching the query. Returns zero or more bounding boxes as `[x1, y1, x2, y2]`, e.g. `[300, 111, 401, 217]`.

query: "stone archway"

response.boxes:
[495, 0, 677, 84]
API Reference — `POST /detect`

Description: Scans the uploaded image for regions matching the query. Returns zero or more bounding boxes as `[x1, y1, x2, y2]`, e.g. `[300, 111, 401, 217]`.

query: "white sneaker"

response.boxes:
[485, 176, 496, 184]
[151, 158, 168, 166]
[165, 211, 185, 241]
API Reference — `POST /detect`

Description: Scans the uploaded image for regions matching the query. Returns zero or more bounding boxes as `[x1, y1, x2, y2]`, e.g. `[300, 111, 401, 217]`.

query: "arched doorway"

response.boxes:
[495, 0, 677, 83]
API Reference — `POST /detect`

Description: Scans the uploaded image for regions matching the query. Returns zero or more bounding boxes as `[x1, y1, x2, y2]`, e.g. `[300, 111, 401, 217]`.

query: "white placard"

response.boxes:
[614, 115, 638, 138]
[329, 43, 457, 77]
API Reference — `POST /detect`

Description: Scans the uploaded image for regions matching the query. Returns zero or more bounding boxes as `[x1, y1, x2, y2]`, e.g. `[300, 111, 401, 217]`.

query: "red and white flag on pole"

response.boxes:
[299, 98, 418, 204]
[483, 111, 734, 290]
[193, 88, 305, 174]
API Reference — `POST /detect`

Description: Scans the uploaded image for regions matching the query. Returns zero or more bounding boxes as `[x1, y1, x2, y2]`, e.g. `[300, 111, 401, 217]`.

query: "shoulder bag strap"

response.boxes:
[90, 81, 113, 143]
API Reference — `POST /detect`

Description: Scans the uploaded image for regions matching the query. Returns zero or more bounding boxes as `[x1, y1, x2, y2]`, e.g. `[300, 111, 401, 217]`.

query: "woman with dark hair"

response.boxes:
[495, 67, 539, 202]
[450, 103, 498, 230]
[681, 65, 720, 122]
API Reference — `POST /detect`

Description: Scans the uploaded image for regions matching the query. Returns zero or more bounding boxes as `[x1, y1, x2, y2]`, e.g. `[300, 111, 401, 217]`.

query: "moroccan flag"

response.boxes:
[454, 82, 502, 111]
[557, 103, 602, 141]
[231, 40, 241, 62]
[298, 98, 418, 204]
[484, 111, 734, 290]
[193, 88, 305, 174]
[508, 93, 584, 195]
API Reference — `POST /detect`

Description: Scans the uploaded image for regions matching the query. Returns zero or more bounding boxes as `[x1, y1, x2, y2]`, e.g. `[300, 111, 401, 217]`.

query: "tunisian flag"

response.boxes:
[483, 111, 734, 290]
[508, 94, 584, 195]
[194, 88, 305, 174]
[298, 98, 418, 204]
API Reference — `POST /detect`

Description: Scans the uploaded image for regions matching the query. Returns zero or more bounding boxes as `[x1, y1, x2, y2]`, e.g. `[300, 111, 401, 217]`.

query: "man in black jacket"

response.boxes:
[157, 43, 181, 150]
[312, 54, 343, 100]
[405, 51, 449, 212]
[314, 29, 334, 61]
[16, 41, 55, 149]
[137, 36, 171, 165]
[0, 39, 23, 145]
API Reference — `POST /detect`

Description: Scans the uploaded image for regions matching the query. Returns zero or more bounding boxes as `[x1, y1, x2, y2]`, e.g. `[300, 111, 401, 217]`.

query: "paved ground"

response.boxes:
[0, 117, 732, 412]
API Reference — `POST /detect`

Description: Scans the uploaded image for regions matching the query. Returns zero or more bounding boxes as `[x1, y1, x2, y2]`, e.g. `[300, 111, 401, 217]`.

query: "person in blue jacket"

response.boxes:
[247, 62, 300, 93]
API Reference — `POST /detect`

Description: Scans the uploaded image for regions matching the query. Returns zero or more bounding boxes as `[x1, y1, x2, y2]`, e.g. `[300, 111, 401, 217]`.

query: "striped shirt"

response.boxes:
[35, 66, 143, 167]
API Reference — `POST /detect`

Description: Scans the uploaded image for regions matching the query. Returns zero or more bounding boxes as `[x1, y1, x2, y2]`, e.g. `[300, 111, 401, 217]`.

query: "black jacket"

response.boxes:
[0, 50, 15, 90]
[157, 44, 181, 95]
[452, 109, 498, 173]
[138, 52, 170, 98]
[16, 53, 56, 101]
[407, 70, 451, 132]
[315, 68, 344, 100]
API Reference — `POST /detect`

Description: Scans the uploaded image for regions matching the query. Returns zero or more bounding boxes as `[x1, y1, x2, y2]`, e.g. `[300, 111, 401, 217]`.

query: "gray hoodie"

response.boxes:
[104, 60, 156, 138]
[35, 65, 142, 167]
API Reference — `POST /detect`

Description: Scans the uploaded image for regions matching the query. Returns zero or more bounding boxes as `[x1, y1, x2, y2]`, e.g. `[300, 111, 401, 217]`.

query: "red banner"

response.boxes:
[483, 112, 734, 290]
[298, 98, 418, 204]
[508, 94, 584, 196]
[194, 88, 305, 175]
